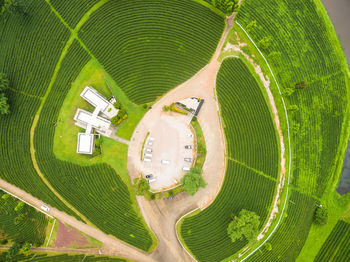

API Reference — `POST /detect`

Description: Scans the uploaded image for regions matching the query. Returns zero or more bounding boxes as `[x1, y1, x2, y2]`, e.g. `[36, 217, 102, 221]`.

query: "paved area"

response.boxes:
[139, 113, 195, 191]
[127, 14, 235, 262]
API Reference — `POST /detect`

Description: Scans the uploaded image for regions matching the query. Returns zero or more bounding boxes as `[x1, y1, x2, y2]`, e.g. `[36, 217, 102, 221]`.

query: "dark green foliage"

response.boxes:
[294, 81, 308, 90]
[3, 0, 28, 14]
[181, 161, 276, 262]
[248, 191, 316, 261]
[133, 178, 150, 196]
[227, 210, 260, 242]
[7, 241, 22, 259]
[0, 191, 48, 246]
[217, 58, 279, 178]
[0, 72, 9, 92]
[212, 0, 239, 14]
[313, 206, 328, 225]
[113, 101, 121, 109]
[0, 0, 70, 97]
[21, 242, 31, 254]
[34, 41, 153, 251]
[180, 167, 206, 196]
[314, 220, 350, 262]
[79, 0, 225, 104]
[0, 92, 76, 217]
[0, 93, 9, 114]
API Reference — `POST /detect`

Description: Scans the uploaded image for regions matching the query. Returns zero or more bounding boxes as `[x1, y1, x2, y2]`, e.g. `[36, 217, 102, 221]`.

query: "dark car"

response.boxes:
[185, 145, 192, 149]
[146, 174, 153, 179]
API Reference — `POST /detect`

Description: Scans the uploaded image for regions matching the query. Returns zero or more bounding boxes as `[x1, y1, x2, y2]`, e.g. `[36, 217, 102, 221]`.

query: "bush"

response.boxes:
[314, 205, 328, 225]
[113, 101, 121, 109]
[180, 167, 206, 196]
[133, 177, 150, 196]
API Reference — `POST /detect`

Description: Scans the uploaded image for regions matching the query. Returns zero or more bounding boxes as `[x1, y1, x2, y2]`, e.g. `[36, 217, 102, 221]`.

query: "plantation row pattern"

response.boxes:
[180, 58, 279, 262]
[237, 0, 349, 197]
[78, 0, 225, 104]
[34, 40, 153, 251]
[0, 190, 48, 246]
[247, 191, 316, 261]
[314, 220, 350, 262]
[0, 0, 70, 97]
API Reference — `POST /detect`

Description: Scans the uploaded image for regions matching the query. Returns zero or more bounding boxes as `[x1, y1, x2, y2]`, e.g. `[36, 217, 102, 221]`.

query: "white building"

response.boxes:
[74, 86, 118, 154]
[175, 97, 204, 116]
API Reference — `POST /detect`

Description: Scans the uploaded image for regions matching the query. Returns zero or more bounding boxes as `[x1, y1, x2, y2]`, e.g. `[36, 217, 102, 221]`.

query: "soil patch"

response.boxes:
[54, 221, 90, 248]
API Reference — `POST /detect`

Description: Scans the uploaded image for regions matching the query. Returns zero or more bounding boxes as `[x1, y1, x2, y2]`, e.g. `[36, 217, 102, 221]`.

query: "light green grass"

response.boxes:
[191, 118, 207, 169]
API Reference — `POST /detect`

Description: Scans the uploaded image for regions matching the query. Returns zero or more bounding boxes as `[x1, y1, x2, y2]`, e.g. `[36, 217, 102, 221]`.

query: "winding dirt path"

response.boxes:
[0, 178, 156, 262]
[127, 15, 234, 262]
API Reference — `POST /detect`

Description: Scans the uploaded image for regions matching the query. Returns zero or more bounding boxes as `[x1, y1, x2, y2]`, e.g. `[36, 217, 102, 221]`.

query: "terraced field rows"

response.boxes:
[49, 0, 100, 28]
[0, 0, 70, 97]
[314, 220, 350, 262]
[180, 58, 279, 262]
[34, 40, 153, 251]
[217, 58, 279, 178]
[247, 191, 316, 261]
[237, 0, 349, 197]
[79, 0, 225, 104]
[0, 190, 48, 246]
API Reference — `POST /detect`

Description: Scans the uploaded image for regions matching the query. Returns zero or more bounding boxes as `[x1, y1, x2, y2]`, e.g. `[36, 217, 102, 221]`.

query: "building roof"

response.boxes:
[77, 133, 94, 154]
[80, 86, 109, 111]
[74, 108, 111, 132]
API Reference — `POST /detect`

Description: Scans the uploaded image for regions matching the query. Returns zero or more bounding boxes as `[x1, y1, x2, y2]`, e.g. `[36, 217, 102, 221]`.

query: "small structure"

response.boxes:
[175, 97, 204, 116]
[74, 86, 118, 154]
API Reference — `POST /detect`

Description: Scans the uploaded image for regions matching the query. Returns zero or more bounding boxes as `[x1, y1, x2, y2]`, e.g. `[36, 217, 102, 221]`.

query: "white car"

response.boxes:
[41, 205, 50, 212]
[161, 160, 170, 165]
[182, 166, 190, 171]
[145, 148, 152, 153]
[187, 133, 193, 138]
[147, 141, 153, 146]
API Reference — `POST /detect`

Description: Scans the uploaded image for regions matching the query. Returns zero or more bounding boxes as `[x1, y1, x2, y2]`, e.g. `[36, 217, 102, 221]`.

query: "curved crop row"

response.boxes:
[0, 190, 48, 246]
[49, 0, 100, 28]
[34, 40, 153, 251]
[0, 0, 70, 97]
[247, 191, 316, 261]
[180, 58, 279, 262]
[79, 0, 225, 104]
[314, 220, 350, 262]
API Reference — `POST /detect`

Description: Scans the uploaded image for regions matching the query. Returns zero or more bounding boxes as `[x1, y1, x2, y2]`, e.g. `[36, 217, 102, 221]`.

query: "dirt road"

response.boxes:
[0, 178, 156, 262]
[127, 15, 235, 262]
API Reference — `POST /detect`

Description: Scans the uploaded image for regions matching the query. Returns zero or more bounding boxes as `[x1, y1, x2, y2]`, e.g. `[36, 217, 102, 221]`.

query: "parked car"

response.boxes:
[182, 166, 190, 171]
[145, 148, 152, 153]
[40, 205, 50, 212]
[148, 178, 157, 183]
[161, 159, 170, 165]
[144, 153, 153, 158]
[147, 141, 153, 146]
[185, 145, 192, 149]
[187, 133, 193, 138]
[184, 158, 192, 162]
[143, 158, 152, 162]
[146, 174, 153, 179]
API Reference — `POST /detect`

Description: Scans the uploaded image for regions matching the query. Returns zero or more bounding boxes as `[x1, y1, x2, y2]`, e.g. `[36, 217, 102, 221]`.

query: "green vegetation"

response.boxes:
[181, 167, 207, 196]
[212, 0, 239, 15]
[314, 220, 350, 262]
[227, 210, 260, 242]
[0, 191, 48, 247]
[34, 41, 154, 251]
[133, 177, 150, 196]
[79, 0, 225, 104]
[179, 58, 279, 261]
[191, 117, 207, 169]
[313, 205, 328, 226]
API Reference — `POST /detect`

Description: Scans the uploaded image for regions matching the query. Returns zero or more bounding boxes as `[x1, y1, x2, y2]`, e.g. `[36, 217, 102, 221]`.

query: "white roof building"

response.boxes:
[74, 86, 118, 154]
[175, 97, 204, 116]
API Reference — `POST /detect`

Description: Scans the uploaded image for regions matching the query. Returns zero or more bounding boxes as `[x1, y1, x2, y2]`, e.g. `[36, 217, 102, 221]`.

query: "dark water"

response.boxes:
[337, 141, 350, 195]
[322, 0, 350, 66]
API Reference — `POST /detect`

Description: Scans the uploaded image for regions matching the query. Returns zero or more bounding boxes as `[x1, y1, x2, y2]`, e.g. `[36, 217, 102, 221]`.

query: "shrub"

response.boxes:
[113, 101, 121, 109]
[133, 177, 150, 196]
[313, 205, 328, 225]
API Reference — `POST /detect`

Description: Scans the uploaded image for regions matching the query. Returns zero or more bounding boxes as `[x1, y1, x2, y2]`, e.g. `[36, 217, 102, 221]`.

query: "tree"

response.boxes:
[180, 167, 207, 196]
[294, 81, 308, 90]
[227, 209, 260, 242]
[0, 93, 10, 115]
[4, 0, 28, 14]
[258, 36, 273, 49]
[133, 177, 150, 196]
[0, 72, 9, 92]
[21, 242, 31, 254]
[6, 241, 22, 259]
[313, 205, 328, 225]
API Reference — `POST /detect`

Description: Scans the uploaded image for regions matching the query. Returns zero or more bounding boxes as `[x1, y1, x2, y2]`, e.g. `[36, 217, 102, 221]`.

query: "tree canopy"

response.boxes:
[180, 167, 207, 196]
[0, 93, 10, 115]
[313, 205, 328, 225]
[133, 177, 150, 196]
[227, 209, 260, 242]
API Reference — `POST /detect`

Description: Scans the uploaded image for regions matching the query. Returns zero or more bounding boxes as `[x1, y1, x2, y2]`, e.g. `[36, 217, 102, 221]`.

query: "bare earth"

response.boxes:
[54, 221, 89, 248]
[127, 16, 234, 262]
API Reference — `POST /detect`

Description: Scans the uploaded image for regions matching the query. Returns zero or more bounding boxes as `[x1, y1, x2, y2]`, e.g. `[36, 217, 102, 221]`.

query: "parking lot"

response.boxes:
[140, 113, 195, 191]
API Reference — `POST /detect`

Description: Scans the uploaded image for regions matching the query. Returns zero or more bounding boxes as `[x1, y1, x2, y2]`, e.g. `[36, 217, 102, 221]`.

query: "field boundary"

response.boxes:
[235, 21, 292, 261]
[0, 186, 56, 247]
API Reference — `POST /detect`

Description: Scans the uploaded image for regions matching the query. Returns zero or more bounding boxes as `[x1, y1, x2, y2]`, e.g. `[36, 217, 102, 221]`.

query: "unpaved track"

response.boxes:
[0, 178, 155, 262]
[127, 15, 235, 262]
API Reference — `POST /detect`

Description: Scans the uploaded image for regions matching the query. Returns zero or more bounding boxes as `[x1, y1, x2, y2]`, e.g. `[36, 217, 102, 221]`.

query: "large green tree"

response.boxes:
[181, 167, 206, 196]
[227, 209, 260, 242]
[0, 72, 9, 92]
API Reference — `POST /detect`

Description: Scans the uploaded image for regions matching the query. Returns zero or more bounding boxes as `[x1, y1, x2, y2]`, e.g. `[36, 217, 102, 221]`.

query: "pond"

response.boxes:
[322, 0, 350, 65]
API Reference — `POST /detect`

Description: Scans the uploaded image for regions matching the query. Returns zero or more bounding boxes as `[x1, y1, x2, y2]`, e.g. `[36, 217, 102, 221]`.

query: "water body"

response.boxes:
[322, 0, 350, 66]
